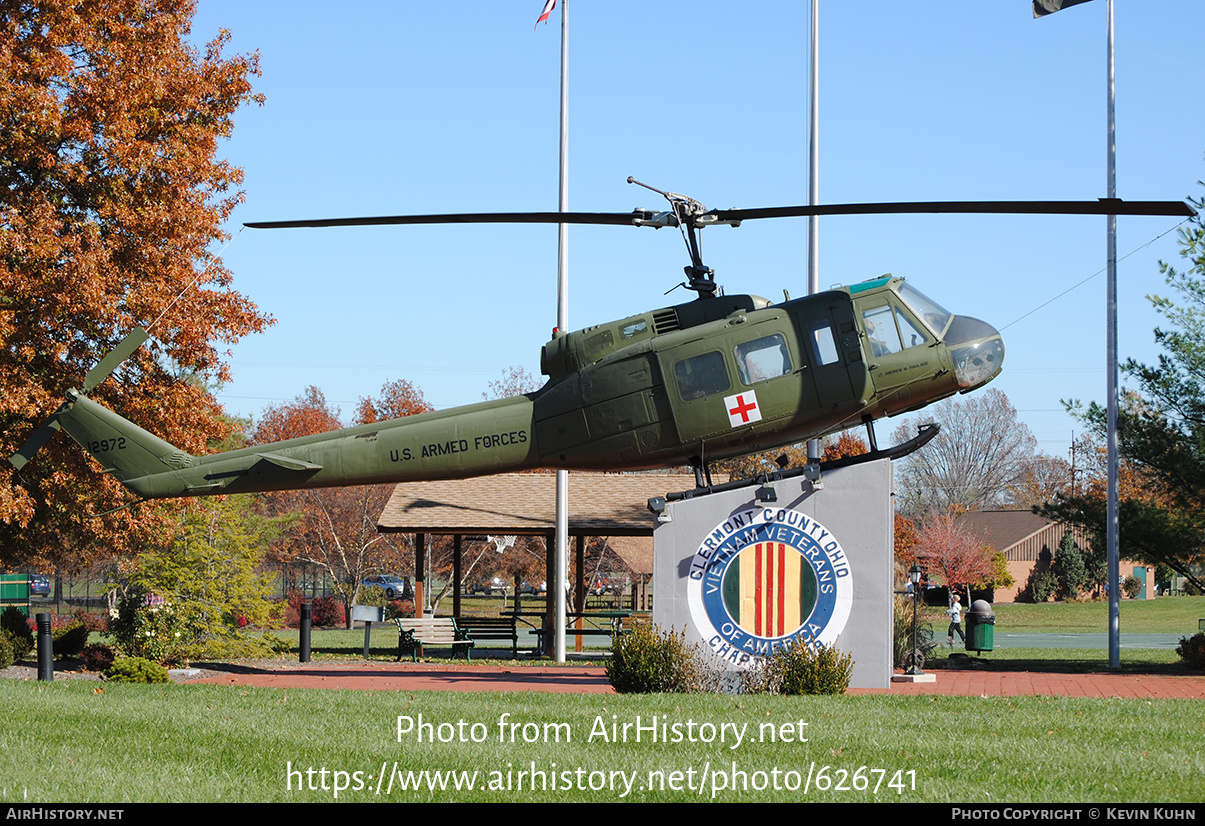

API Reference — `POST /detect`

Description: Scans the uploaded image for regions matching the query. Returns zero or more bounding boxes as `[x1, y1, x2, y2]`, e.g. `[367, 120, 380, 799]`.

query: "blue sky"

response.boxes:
[190, 1, 1204, 462]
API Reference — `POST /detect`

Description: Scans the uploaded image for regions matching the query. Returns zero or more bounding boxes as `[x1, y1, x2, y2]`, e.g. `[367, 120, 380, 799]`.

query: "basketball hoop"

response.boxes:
[488, 535, 517, 553]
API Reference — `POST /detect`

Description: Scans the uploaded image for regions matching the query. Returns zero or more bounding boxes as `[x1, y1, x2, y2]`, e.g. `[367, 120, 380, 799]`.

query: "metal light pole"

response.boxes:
[907, 563, 923, 675]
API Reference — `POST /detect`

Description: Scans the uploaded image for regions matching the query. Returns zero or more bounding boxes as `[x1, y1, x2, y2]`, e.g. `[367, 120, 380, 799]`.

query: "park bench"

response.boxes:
[458, 616, 520, 659]
[394, 617, 473, 661]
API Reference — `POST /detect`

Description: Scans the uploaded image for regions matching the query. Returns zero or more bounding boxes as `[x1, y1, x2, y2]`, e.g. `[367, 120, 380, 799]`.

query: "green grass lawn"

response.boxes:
[2, 680, 1202, 803]
[992, 596, 1204, 634]
[7, 595, 1199, 804]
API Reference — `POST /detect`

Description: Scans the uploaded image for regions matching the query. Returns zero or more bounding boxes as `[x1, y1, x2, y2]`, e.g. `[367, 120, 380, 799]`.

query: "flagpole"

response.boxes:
[806, 0, 821, 464]
[554, 0, 569, 664]
[1105, 0, 1120, 670]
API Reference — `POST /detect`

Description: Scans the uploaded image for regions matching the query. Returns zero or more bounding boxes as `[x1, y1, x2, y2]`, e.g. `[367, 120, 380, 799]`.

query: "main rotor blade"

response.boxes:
[9, 409, 65, 470]
[708, 199, 1197, 222]
[82, 327, 150, 393]
[244, 211, 656, 230]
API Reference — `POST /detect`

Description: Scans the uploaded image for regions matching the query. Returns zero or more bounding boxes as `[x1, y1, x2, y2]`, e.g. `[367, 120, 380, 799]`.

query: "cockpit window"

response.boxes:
[863, 303, 930, 357]
[863, 305, 902, 357]
[897, 283, 952, 336]
[734, 334, 792, 385]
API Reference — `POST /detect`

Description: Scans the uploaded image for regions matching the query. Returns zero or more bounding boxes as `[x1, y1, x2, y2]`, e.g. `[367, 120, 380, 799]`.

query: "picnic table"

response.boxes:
[509, 610, 633, 655]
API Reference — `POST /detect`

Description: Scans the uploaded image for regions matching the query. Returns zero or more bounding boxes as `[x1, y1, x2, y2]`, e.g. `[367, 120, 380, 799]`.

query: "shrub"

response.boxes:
[285, 592, 344, 628]
[0, 607, 33, 658]
[892, 596, 936, 668]
[746, 635, 854, 696]
[1026, 570, 1058, 604]
[109, 588, 189, 665]
[0, 630, 14, 669]
[106, 656, 170, 684]
[189, 631, 292, 660]
[80, 643, 116, 673]
[1175, 632, 1205, 670]
[1122, 576, 1143, 600]
[52, 620, 91, 659]
[384, 599, 416, 621]
[607, 622, 715, 693]
[72, 608, 109, 634]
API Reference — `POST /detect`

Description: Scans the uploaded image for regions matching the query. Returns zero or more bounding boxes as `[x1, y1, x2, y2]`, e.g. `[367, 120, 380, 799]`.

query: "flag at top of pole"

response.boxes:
[1033, 0, 1095, 17]
[535, 0, 557, 30]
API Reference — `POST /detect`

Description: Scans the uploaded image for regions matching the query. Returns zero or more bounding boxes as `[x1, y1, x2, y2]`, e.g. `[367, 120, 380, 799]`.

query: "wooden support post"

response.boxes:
[453, 534, 463, 619]
[414, 532, 426, 619]
[575, 534, 585, 652]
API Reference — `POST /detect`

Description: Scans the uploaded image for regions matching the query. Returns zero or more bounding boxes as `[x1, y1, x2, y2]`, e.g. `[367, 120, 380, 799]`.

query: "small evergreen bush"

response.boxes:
[1122, 576, 1143, 600]
[1026, 570, 1058, 603]
[0, 606, 33, 658]
[1175, 632, 1205, 669]
[52, 620, 91, 659]
[0, 630, 14, 669]
[607, 622, 713, 693]
[106, 656, 170, 684]
[746, 635, 854, 696]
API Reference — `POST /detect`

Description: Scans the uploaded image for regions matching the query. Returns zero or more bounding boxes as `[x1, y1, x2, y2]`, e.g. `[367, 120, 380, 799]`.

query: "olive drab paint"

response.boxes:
[18, 277, 1006, 501]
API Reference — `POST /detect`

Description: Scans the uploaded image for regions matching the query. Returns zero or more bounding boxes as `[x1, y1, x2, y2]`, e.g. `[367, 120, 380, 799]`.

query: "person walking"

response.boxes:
[945, 594, 966, 646]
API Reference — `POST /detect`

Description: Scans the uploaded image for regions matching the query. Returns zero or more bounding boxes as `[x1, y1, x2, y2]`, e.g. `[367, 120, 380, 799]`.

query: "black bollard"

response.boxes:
[299, 601, 312, 663]
[36, 613, 53, 681]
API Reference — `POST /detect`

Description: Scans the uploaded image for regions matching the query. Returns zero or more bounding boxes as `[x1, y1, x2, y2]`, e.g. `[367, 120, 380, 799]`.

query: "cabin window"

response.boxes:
[673, 351, 730, 400]
[808, 321, 840, 366]
[735, 334, 791, 385]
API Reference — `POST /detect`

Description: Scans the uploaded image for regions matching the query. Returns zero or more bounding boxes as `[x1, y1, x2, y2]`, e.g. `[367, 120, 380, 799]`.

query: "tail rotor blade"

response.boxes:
[83, 328, 149, 393]
[9, 407, 66, 470]
[11, 328, 149, 470]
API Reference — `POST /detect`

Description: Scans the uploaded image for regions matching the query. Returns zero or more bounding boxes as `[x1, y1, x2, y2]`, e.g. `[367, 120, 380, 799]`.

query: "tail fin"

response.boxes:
[57, 393, 194, 484]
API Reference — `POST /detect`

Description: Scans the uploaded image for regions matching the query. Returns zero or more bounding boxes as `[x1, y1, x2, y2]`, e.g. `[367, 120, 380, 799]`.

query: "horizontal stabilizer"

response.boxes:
[256, 452, 323, 472]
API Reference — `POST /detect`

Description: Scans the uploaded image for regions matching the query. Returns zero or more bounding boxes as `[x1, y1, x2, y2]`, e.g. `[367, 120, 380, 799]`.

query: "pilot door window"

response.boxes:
[734, 334, 792, 385]
[862, 304, 929, 358]
[673, 351, 730, 401]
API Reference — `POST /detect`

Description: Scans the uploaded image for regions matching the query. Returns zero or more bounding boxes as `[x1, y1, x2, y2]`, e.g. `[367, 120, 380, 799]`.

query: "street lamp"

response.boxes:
[908, 562, 923, 676]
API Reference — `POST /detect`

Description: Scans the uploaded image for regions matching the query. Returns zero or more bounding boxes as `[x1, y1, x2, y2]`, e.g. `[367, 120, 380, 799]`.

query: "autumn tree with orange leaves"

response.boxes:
[254, 383, 433, 625]
[0, 0, 268, 571]
[912, 513, 997, 606]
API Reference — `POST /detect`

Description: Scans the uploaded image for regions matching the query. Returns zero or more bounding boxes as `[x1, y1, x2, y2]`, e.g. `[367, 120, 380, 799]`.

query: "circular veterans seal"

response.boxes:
[686, 506, 853, 668]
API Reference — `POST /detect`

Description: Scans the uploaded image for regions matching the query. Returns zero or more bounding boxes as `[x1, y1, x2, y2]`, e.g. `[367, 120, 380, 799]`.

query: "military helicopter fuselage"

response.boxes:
[44, 275, 1004, 500]
[20, 189, 1185, 498]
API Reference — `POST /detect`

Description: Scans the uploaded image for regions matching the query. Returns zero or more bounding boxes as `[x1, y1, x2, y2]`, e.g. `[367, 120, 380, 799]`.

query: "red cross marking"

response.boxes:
[728, 394, 758, 423]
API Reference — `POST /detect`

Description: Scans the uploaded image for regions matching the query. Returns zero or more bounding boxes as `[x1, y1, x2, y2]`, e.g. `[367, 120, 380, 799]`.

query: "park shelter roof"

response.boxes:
[376, 472, 692, 538]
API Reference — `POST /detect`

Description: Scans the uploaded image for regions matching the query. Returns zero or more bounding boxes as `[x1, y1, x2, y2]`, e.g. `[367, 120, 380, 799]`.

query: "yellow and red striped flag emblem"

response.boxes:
[723, 542, 818, 637]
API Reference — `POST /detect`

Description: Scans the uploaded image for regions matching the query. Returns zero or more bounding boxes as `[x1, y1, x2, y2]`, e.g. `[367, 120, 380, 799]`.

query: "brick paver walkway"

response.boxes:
[189, 660, 1205, 698]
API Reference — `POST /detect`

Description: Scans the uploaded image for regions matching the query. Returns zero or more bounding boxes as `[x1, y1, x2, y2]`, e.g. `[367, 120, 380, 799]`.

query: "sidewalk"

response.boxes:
[186, 659, 1205, 699]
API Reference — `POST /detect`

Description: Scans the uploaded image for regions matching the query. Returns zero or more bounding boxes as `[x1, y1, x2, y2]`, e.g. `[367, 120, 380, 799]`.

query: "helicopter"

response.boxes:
[8, 180, 1195, 502]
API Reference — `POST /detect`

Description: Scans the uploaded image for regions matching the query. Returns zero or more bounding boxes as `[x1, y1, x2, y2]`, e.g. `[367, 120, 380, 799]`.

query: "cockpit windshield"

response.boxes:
[897, 283, 953, 337]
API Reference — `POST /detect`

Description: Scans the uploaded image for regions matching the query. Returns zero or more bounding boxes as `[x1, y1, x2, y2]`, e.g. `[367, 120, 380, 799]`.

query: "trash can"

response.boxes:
[965, 599, 995, 652]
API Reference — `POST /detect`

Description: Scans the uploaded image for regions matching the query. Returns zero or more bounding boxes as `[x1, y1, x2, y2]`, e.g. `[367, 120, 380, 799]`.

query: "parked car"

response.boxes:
[467, 576, 510, 596]
[519, 580, 547, 595]
[362, 574, 412, 600]
[28, 574, 50, 598]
